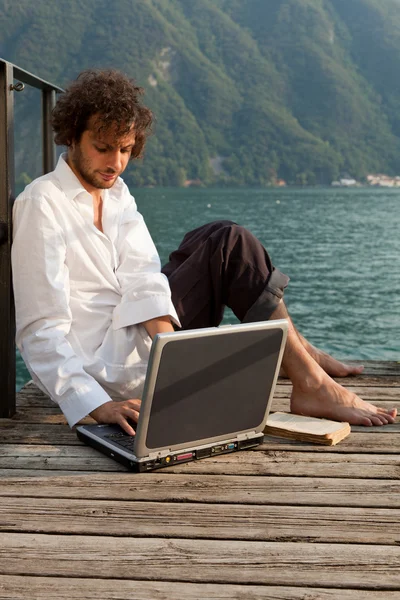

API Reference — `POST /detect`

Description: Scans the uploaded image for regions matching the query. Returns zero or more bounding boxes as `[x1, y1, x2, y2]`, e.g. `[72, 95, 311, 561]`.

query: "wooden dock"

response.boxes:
[0, 362, 399, 599]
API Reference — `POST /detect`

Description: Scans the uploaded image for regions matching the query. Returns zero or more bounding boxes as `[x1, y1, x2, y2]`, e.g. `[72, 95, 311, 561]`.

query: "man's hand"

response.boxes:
[89, 318, 173, 435]
[89, 399, 141, 436]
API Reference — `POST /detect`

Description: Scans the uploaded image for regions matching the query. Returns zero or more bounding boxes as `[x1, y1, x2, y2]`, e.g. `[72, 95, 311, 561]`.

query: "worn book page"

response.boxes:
[265, 412, 350, 435]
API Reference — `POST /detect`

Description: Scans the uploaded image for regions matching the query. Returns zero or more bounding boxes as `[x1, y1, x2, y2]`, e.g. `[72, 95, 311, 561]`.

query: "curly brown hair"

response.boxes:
[51, 69, 153, 159]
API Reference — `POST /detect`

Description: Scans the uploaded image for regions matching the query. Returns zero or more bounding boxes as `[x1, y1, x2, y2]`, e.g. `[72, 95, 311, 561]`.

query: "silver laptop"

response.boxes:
[76, 319, 288, 472]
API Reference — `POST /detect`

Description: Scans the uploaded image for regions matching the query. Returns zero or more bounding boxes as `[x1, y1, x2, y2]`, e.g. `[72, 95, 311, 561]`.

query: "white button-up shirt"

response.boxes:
[12, 154, 180, 427]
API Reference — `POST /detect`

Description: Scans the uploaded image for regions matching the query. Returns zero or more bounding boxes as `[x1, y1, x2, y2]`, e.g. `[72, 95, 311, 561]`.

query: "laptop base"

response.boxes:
[77, 427, 264, 472]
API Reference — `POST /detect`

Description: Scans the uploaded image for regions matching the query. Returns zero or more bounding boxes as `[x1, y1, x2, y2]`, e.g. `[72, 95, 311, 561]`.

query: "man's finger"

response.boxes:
[122, 407, 140, 422]
[118, 415, 136, 436]
[126, 399, 142, 410]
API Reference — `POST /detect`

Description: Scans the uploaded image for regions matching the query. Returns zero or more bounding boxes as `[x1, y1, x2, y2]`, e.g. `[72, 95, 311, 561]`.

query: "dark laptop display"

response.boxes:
[145, 327, 284, 448]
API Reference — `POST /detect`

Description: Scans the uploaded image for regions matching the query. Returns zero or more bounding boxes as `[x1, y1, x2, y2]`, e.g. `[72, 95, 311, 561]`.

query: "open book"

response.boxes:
[264, 412, 351, 446]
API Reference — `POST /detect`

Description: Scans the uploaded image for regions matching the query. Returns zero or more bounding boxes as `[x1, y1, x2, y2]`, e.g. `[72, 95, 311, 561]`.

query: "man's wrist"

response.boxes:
[142, 315, 174, 339]
[90, 401, 112, 422]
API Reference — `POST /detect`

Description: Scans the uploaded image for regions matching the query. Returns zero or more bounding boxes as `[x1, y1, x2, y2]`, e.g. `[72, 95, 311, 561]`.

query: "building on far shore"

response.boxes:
[331, 174, 400, 187]
[366, 174, 400, 187]
[331, 178, 359, 187]
[183, 179, 203, 187]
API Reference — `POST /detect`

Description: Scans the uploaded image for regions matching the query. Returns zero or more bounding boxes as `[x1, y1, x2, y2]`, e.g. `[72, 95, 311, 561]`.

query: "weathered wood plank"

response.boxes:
[14, 374, 400, 409]
[0, 469, 94, 477]
[172, 449, 400, 478]
[0, 534, 399, 588]
[7, 408, 85, 425]
[18, 378, 400, 400]
[345, 360, 400, 375]
[1, 445, 400, 479]
[9, 396, 399, 424]
[1, 576, 398, 600]
[16, 381, 400, 401]
[0, 497, 399, 544]
[0, 473, 399, 507]
[351, 423, 400, 433]
[346, 377, 400, 387]
[0, 423, 78, 444]
[273, 385, 400, 400]
[8, 402, 400, 425]
[260, 432, 400, 452]
[0, 422, 399, 453]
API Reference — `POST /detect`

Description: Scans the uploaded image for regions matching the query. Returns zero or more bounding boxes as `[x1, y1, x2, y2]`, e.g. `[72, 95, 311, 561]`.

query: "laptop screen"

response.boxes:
[145, 327, 284, 448]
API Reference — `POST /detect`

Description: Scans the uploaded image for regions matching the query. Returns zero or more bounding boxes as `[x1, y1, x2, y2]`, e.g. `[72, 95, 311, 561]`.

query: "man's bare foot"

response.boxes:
[268, 300, 396, 425]
[291, 373, 397, 426]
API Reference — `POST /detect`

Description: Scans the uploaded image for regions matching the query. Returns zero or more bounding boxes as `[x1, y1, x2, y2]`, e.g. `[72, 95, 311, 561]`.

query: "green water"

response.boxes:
[16, 186, 400, 389]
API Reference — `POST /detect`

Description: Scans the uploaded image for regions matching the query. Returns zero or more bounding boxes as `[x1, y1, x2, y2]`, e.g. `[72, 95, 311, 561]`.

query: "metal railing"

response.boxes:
[0, 58, 63, 418]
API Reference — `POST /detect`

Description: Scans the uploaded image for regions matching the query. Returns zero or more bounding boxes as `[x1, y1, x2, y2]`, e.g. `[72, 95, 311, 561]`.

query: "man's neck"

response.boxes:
[66, 153, 102, 203]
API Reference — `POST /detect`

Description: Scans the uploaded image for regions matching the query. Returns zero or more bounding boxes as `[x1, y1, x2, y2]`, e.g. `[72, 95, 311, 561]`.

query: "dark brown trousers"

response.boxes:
[162, 221, 289, 330]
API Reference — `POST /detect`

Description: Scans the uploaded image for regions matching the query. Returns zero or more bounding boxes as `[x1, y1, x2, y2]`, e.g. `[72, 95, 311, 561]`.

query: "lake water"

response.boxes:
[16, 186, 400, 388]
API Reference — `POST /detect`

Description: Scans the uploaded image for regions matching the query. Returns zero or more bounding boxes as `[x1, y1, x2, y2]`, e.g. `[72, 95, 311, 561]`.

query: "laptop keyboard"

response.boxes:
[105, 431, 136, 451]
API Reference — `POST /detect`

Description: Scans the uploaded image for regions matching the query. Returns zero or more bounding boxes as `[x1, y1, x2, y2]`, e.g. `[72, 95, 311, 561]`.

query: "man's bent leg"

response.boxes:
[271, 301, 397, 426]
[165, 221, 363, 376]
[163, 221, 397, 426]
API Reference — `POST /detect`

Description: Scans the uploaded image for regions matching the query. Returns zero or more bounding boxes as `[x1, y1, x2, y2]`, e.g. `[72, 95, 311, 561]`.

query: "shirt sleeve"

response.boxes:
[112, 188, 180, 330]
[12, 194, 112, 428]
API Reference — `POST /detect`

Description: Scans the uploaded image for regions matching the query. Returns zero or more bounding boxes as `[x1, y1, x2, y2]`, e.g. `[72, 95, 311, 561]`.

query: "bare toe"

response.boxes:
[377, 408, 397, 422]
[359, 416, 373, 427]
[375, 415, 388, 425]
[370, 415, 386, 426]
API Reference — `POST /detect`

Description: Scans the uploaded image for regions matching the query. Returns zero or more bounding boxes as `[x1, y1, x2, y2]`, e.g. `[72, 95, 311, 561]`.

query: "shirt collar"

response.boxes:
[54, 153, 125, 204]
[54, 153, 92, 202]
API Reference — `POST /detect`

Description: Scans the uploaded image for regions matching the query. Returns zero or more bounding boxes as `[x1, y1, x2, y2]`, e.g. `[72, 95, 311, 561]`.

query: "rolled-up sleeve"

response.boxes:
[12, 195, 112, 427]
[113, 191, 180, 330]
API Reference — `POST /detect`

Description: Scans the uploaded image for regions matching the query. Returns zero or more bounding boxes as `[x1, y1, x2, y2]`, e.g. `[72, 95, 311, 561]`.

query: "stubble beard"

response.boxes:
[72, 145, 117, 190]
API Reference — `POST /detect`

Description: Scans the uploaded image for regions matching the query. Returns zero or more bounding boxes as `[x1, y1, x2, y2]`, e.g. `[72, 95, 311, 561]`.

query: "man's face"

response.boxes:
[68, 117, 136, 192]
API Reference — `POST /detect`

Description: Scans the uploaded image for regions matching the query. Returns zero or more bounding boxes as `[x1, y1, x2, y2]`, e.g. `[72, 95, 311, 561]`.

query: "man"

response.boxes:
[12, 69, 397, 436]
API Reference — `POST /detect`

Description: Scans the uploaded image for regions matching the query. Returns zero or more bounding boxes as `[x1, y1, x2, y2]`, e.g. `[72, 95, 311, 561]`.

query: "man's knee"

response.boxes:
[210, 221, 259, 249]
[206, 220, 238, 235]
[208, 220, 250, 239]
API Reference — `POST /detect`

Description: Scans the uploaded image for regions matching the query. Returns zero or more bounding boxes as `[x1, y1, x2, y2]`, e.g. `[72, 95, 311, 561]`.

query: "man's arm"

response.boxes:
[12, 194, 113, 427]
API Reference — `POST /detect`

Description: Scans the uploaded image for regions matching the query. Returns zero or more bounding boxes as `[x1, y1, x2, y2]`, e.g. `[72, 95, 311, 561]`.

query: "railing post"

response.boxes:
[0, 60, 16, 417]
[42, 89, 56, 173]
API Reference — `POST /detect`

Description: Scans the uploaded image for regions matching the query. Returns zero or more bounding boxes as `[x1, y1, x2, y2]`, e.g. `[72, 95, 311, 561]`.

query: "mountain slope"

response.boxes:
[1, 0, 400, 186]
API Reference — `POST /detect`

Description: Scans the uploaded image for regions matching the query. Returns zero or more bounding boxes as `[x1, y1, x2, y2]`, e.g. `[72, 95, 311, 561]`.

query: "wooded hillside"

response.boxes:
[2, 0, 400, 186]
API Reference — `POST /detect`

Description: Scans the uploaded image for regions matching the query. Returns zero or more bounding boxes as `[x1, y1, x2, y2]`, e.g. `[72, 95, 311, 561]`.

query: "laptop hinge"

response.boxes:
[237, 431, 258, 441]
[148, 449, 171, 461]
